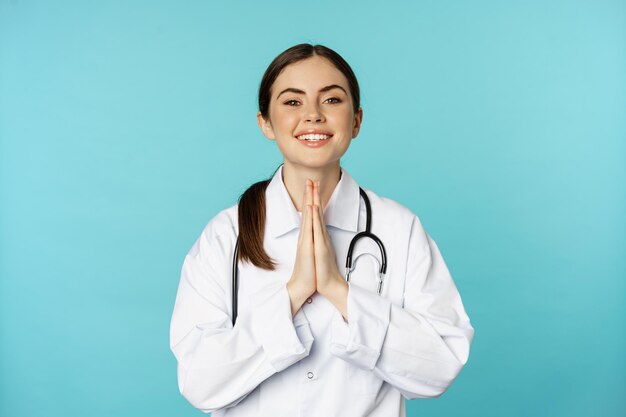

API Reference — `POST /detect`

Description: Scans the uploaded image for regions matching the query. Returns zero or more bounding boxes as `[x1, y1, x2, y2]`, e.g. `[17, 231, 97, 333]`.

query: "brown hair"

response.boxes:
[237, 43, 361, 270]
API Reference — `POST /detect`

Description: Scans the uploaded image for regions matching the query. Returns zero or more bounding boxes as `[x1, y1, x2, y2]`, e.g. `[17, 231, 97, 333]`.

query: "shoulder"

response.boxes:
[203, 203, 239, 239]
[188, 203, 239, 258]
[361, 186, 418, 224]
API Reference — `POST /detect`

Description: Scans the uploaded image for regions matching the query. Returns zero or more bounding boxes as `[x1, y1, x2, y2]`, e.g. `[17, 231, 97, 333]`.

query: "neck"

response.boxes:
[281, 161, 342, 212]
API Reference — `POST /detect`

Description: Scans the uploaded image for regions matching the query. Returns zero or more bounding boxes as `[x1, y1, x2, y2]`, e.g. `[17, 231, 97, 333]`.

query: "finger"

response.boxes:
[315, 202, 328, 242]
[299, 203, 307, 246]
[309, 183, 317, 243]
[304, 180, 312, 219]
[299, 180, 312, 237]
[299, 198, 312, 245]
[311, 203, 317, 246]
[314, 181, 329, 238]
[306, 179, 313, 207]
[313, 203, 324, 250]
[309, 203, 315, 234]
[313, 180, 320, 208]
[311, 192, 328, 238]
[297, 206, 304, 246]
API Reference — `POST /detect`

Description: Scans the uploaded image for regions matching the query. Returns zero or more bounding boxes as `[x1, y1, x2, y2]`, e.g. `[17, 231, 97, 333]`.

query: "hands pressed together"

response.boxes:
[286, 179, 349, 319]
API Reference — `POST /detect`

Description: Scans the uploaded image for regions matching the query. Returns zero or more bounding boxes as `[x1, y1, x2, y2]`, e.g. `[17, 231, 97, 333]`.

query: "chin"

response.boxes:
[295, 157, 342, 169]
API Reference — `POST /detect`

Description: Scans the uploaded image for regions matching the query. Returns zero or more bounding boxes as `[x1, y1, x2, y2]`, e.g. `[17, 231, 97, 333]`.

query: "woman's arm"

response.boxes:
[169, 225, 314, 413]
[328, 215, 474, 398]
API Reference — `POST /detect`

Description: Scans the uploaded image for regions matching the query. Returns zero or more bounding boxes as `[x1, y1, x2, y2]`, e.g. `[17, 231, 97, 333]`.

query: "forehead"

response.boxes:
[272, 56, 349, 93]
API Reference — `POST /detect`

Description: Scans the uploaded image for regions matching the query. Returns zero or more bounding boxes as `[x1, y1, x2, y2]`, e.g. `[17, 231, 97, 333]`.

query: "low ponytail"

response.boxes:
[236, 171, 279, 271]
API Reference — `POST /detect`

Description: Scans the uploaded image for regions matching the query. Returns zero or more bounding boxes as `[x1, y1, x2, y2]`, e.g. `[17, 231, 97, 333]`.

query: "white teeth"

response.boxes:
[297, 134, 331, 141]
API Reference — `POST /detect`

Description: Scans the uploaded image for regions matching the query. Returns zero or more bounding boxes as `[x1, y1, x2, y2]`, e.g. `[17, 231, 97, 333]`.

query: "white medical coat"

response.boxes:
[170, 164, 474, 416]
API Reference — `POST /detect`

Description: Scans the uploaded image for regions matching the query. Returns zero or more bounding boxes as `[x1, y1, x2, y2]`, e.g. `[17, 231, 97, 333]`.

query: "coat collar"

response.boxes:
[265, 164, 361, 238]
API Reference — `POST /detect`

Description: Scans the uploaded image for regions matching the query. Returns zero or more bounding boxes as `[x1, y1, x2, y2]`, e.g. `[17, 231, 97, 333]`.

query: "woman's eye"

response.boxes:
[284, 97, 342, 106]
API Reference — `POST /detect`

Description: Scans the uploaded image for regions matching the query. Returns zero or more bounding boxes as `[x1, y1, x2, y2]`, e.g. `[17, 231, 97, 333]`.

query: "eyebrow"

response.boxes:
[276, 84, 347, 101]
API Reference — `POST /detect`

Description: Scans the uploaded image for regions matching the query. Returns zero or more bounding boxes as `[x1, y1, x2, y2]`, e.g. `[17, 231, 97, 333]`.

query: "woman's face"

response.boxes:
[258, 55, 362, 171]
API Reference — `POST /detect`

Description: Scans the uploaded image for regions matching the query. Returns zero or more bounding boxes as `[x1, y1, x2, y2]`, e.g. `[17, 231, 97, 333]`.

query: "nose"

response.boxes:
[304, 102, 325, 123]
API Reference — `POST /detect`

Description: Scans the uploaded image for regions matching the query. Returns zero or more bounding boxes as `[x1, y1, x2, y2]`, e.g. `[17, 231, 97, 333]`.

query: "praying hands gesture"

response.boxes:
[286, 179, 349, 319]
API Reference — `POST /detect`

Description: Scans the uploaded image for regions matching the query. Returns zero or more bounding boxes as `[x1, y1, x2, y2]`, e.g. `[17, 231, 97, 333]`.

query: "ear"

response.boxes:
[351, 107, 363, 139]
[257, 112, 276, 140]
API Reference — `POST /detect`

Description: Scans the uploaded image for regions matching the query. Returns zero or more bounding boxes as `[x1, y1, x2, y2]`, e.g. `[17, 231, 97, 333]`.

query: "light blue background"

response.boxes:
[1, 1, 624, 416]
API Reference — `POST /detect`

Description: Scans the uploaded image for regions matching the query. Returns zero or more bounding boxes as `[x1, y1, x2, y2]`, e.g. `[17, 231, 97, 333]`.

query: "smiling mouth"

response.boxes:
[296, 133, 333, 142]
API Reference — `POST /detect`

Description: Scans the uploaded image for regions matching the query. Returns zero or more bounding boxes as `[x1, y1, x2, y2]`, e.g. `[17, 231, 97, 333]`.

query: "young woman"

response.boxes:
[170, 43, 474, 417]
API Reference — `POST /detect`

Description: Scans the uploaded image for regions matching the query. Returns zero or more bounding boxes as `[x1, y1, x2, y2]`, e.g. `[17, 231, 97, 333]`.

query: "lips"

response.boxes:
[297, 135, 331, 147]
[297, 134, 332, 142]
[295, 129, 334, 138]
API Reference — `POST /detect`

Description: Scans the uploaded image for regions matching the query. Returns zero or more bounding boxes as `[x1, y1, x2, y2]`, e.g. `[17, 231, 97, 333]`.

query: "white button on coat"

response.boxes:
[169, 165, 474, 417]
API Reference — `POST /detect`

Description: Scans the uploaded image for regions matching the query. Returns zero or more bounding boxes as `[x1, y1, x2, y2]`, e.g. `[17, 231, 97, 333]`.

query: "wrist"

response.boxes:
[286, 280, 311, 306]
[319, 275, 349, 320]
[318, 273, 347, 298]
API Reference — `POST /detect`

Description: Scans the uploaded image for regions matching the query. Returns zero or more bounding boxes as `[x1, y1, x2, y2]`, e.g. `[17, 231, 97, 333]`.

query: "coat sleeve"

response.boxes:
[169, 223, 314, 413]
[329, 215, 474, 398]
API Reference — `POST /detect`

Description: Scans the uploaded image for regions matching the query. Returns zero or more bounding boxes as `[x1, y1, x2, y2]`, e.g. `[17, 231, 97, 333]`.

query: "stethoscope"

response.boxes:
[231, 188, 387, 326]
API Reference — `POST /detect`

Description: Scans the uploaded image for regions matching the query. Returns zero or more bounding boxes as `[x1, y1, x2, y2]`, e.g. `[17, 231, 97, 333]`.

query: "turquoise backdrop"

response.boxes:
[1, 1, 624, 416]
